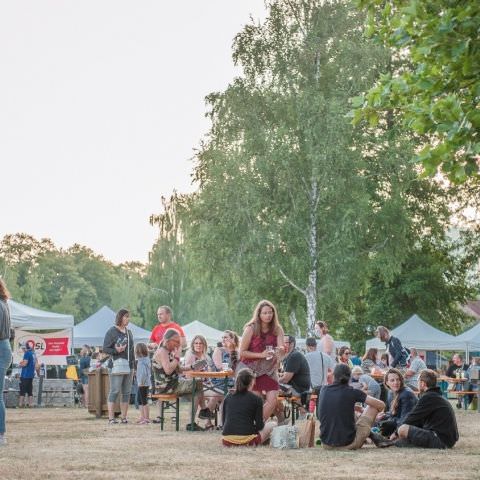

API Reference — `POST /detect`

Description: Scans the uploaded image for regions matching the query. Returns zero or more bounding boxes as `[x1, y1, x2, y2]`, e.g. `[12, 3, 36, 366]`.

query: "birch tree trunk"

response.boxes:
[306, 178, 318, 336]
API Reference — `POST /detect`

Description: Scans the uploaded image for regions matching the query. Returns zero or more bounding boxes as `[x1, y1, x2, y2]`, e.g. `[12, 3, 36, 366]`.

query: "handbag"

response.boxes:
[111, 329, 131, 375]
[298, 414, 316, 448]
[271, 425, 299, 449]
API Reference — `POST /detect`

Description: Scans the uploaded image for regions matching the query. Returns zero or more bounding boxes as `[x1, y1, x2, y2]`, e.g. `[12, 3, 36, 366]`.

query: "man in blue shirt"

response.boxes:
[19, 342, 36, 407]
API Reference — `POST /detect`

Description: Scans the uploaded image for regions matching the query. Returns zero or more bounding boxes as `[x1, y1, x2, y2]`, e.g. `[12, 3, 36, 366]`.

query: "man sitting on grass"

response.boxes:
[318, 363, 391, 449]
[395, 369, 459, 449]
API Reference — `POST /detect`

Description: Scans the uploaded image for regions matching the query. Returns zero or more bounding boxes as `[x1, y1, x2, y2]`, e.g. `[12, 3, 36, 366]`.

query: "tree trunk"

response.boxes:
[306, 178, 318, 336]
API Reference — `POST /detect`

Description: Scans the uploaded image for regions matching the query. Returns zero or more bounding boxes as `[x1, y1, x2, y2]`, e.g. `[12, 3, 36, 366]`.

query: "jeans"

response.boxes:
[108, 372, 133, 404]
[0, 339, 12, 434]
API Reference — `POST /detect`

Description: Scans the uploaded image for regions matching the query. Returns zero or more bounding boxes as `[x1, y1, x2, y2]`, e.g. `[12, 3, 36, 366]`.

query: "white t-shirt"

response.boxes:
[407, 356, 426, 387]
[305, 350, 334, 388]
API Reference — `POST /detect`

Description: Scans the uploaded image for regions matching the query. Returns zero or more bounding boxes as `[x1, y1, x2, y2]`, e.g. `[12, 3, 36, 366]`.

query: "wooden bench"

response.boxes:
[448, 390, 479, 410]
[278, 393, 304, 425]
[151, 394, 180, 431]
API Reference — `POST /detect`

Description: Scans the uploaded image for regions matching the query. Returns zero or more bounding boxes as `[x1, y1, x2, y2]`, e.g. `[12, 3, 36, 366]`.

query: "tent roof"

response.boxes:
[182, 320, 225, 346]
[455, 322, 480, 351]
[9, 299, 74, 330]
[73, 306, 151, 347]
[365, 314, 460, 351]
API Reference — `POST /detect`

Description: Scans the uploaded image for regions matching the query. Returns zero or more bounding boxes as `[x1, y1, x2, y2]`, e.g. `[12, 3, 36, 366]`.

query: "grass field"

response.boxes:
[1, 403, 479, 480]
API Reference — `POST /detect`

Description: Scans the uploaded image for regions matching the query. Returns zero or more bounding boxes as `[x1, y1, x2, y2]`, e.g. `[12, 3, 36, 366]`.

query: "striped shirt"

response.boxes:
[0, 299, 11, 340]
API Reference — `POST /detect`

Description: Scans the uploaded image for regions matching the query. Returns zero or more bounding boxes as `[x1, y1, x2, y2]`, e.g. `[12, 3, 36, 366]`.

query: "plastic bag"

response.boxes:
[271, 425, 298, 449]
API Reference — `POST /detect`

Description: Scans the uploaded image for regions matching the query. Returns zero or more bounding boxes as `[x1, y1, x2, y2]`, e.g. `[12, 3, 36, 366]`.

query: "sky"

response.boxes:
[0, 1, 266, 264]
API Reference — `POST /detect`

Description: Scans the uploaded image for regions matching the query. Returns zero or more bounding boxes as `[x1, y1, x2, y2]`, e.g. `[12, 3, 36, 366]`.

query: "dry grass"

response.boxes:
[1, 403, 480, 480]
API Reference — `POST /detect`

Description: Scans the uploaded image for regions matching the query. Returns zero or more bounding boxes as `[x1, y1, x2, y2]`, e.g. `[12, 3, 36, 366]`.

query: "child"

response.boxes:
[135, 343, 152, 424]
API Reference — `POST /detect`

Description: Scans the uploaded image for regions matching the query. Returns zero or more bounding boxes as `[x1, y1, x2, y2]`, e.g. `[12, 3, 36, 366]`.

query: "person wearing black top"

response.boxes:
[222, 368, 277, 446]
[319, 363, 390, 449]
[103, 308, 135, 425]
[376, 326, 409, 368]
[279, 335, 311, 396]
[396, 369, 459, 449]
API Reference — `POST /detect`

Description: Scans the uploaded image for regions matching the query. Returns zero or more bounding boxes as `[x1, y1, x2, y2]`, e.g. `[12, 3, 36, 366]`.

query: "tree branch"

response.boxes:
[279, 268, 306, 296]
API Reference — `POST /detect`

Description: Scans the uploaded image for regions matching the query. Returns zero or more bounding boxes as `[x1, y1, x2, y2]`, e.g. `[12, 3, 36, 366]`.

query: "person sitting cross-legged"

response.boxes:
[222, 368, 277, 447]
[318, 363, 392, 449]
[395, 369, 459, 449]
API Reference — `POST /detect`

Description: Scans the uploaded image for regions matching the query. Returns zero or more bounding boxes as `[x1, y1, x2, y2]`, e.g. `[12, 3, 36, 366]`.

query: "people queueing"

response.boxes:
[396, 369, 459, 449]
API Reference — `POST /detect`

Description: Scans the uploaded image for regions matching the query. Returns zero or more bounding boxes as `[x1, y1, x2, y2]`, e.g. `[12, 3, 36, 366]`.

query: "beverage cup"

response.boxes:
[222, 362, 229, 371]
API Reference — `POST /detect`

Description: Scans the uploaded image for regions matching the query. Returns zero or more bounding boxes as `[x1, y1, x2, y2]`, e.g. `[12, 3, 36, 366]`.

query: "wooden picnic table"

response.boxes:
[185, 369, 234, 431]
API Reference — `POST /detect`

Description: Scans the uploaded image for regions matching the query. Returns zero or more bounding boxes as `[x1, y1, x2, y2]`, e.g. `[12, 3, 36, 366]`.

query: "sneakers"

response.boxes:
[198, 408, 214, 420]
[108, 418, 119, 425]
[120, 418, 128, 424]
[369, 431, 394, 448]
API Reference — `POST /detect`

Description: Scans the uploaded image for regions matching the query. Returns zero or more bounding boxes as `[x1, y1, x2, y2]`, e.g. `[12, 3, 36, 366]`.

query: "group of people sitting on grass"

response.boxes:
[103, 299, 462, 450]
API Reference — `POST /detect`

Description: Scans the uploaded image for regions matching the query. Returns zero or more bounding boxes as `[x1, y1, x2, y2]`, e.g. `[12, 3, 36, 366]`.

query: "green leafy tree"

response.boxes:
[353, 0, 480, 182]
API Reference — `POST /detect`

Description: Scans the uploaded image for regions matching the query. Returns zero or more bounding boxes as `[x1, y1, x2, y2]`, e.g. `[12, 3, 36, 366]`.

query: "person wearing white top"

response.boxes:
[405, 348, 426, 391]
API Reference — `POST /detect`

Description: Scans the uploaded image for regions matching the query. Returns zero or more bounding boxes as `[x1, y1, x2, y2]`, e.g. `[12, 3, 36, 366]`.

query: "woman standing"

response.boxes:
[0, 279, 12, 446]
[103, 309, 134, 424]
[239, 300, 284, 420]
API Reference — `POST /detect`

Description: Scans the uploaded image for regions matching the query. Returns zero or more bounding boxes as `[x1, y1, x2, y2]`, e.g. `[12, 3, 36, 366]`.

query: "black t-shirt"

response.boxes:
[318, 383, 367, 446]
[284, 350, 311, 394]
[222, 391, 264, 436]
[445, 363, 469, 378]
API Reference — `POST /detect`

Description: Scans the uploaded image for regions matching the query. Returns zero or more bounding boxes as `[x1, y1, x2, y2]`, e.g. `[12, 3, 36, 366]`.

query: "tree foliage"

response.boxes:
[353, 0, 480, 182]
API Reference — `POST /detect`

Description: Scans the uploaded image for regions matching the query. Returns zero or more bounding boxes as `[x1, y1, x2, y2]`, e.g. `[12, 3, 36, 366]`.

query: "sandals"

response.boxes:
[108, 418, 118, 425]
[120, 418, 128, 424]
[152, 416, 162, 424]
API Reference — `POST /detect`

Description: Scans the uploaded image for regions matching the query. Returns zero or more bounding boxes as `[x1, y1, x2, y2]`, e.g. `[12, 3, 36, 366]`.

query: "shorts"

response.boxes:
[20, 377, 34, 396]
[138, 386, 149, 406]
[396, 425, 446, 449]
[222, 434, 262, 447]
[323, 414, 374, 450]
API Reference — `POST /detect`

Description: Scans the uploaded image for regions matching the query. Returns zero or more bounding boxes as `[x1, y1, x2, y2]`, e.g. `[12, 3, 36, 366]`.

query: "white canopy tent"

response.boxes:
[295, 338, 350, 351]
[8, 299, 74, 329]
[73, 306, 151, 348]
[182, 320, 225, 346]
[455, 322, 480, 356]
[365, 314, 461, 351]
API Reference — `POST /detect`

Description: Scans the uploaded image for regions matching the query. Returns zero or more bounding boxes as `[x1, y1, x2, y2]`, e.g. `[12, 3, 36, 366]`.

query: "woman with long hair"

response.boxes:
[0, 279, 12, 446]
[222, 368, 277, 446]
[239, 300, 285, 420]
[361, 348, 378, 374]
[376, 368, 417, 438]
[338, 346, 353, 368]
[102, 309, 135, 424]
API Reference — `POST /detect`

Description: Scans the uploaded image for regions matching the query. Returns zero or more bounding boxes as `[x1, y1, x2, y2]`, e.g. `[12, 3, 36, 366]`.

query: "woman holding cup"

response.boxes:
[239, 300, 285, 420]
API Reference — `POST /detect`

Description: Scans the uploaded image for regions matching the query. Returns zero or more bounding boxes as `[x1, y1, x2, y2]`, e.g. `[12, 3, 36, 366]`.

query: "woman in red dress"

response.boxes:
[239, 300, 285, 420]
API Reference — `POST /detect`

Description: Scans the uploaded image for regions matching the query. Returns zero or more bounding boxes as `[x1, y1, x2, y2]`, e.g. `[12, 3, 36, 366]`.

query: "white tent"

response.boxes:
[8, 299, 74, 329]
[73, 306, 151, 348]
[365, 314, 461, 351]
[182, 320, 225, 346]
[455, 322, 480, 355]
[295, 338, 350, 351]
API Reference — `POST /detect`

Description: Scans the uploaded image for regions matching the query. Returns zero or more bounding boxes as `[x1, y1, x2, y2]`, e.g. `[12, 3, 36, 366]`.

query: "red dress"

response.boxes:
[243, 328, 279, 392]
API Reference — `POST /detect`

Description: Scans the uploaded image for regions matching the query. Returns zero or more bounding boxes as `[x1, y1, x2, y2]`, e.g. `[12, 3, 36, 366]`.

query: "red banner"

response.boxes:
[43, 337, 70, 355]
